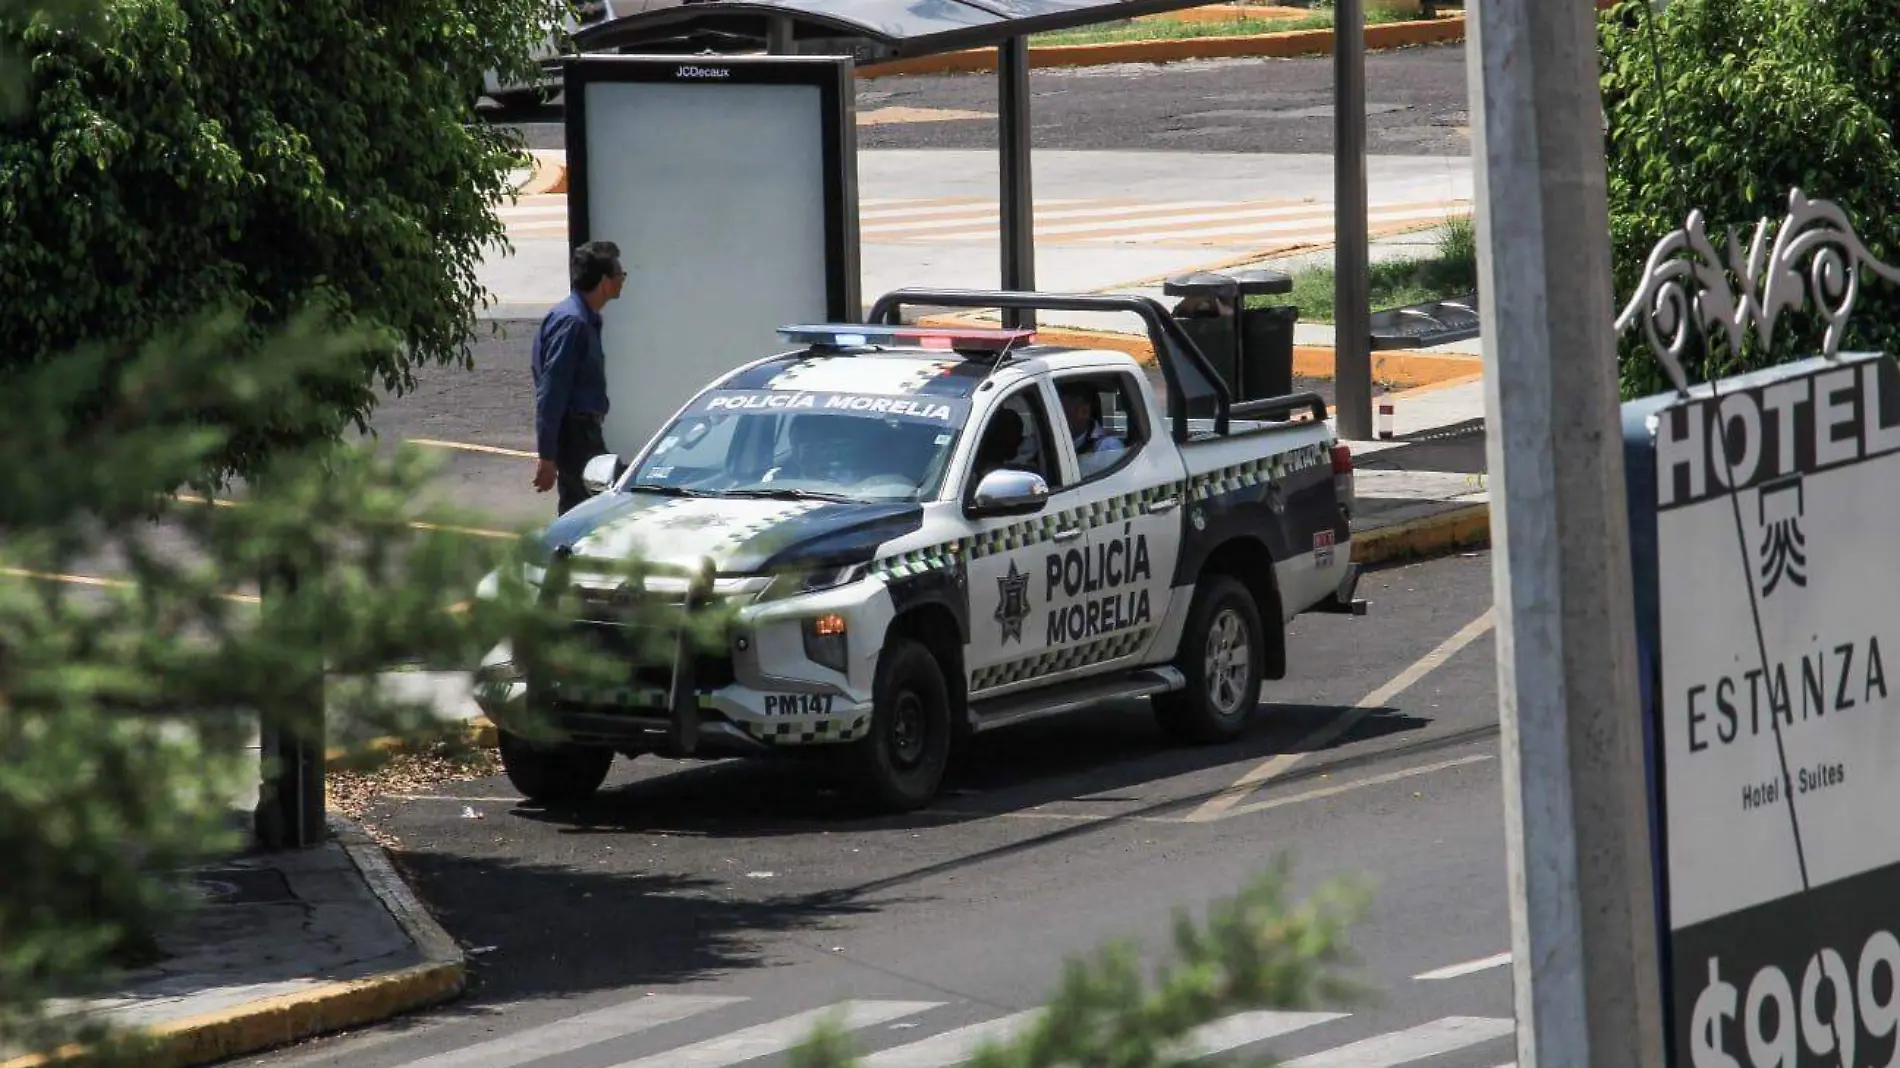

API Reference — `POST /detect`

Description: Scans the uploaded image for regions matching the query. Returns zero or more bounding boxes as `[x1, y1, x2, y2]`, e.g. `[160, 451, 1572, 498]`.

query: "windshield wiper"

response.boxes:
[626, 483, 707, 497]
[722, 487, 853, 502]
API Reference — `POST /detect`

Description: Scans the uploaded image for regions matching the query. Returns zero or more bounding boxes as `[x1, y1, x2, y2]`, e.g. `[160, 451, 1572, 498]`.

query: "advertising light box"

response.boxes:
[563, 54, 860, 458]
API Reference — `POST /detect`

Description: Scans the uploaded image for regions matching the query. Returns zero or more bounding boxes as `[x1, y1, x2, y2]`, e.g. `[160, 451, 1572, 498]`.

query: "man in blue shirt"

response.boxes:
[531, 241, 625, 514]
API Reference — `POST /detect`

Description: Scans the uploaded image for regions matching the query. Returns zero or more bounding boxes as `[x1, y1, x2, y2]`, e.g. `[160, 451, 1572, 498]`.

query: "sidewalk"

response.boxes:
[2, 819, 464, 1068]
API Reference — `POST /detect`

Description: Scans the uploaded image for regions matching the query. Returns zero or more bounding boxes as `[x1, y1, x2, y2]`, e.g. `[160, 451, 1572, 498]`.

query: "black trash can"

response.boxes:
[1238, 304, 1298, 400]
[1228, 268, 1296, 401]
[1162, 271, 1242, 393]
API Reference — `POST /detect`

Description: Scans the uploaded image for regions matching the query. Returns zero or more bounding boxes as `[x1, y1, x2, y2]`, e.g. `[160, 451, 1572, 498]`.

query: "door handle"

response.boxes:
[1148, 495, 1179, 513]
[1053, 526, 1083, 543]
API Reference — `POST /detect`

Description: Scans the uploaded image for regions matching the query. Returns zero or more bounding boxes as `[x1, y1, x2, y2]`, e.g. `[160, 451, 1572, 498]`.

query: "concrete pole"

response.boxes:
[1331, 0, 1372, 440]
[1464, 0, 1665, 1065]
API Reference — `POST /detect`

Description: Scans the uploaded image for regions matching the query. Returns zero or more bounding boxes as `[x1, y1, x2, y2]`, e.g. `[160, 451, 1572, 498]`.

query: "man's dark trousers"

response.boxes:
[555, 412, 608, 515]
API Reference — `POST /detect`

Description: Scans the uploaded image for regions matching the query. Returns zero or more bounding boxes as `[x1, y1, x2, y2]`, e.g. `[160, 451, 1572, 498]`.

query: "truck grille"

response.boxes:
[568, 611, 736, 694]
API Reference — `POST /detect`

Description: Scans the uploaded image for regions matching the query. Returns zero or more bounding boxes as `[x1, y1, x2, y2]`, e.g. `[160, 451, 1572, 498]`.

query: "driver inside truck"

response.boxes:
[1059, 382, 1125, 477]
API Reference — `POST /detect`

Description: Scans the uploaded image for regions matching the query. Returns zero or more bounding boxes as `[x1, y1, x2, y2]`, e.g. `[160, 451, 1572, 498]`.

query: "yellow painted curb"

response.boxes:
[0, 963, 466, 1068]
[913, 315, 1481, 392]
[857, 14, 1465, 78]
[1351, 502, 1490, 566]
[1292, 345, 1483, 390]
[517, 149, 567, 196]
[2, 823, 467, 1068]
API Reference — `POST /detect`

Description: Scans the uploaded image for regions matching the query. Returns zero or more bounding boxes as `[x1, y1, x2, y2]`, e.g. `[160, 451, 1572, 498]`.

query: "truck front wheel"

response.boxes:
[1154, 574, 1265, 744]
[497, 729, 615, 805]
[846, 637, 953, 812]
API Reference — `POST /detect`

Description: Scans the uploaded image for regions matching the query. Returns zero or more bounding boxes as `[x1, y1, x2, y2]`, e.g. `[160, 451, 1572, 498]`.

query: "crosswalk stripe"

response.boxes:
[610, 1000, 942, 1068]
[859, 1009, 1043, 1068]
[1278, 1016, 1516, 1067]
[396, 994, 744, 1068]
[1180, 1010, 1352, 1058]
[858, 200, 1246, 235]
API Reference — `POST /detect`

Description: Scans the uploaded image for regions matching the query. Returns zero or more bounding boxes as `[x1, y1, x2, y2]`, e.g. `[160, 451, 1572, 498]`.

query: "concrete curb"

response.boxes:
[0, 820, 466, 1068]
[1350, 501, 1490, 566]
[857, 13, 1466, 78]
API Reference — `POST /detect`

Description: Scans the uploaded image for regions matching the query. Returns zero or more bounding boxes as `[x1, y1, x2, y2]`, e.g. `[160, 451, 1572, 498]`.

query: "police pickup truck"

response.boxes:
[474, 289, 1366, 812]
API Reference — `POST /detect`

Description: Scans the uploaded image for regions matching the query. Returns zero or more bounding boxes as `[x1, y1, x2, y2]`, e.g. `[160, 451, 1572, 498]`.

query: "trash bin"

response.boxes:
[1163, 268, 1297, 401]
[1163, 271, 1242, 393]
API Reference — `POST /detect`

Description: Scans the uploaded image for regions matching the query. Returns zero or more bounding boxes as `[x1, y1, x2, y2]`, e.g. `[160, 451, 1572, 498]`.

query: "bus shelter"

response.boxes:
[479, 0, 1419, 439]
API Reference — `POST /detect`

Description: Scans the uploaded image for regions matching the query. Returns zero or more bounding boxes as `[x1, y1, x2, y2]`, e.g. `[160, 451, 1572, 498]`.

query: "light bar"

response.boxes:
[777, 323, 1037, 353]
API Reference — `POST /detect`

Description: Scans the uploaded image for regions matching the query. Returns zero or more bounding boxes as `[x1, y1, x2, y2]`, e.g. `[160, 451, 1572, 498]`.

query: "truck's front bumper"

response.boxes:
[474, 566, 883, 758]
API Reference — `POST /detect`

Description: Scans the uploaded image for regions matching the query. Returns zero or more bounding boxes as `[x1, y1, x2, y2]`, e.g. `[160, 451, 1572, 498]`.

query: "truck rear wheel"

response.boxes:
[1154, 574, 1265, 744]
[497, 729, 615, 804]
[847, 637, 953, 812]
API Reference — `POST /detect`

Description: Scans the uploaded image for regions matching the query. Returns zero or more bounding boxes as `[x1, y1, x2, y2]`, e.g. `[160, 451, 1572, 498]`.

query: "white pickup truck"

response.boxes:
[474, 288, 1367, 812]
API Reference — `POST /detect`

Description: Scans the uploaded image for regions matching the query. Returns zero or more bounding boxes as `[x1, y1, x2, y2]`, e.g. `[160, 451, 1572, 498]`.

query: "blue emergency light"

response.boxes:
[777, 323, 1036, 353]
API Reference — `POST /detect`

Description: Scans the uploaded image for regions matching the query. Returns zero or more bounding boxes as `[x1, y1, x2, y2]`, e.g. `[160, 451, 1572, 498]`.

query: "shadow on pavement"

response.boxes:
[382, 851, 904, 1005]
[501, 696, 1443, 840]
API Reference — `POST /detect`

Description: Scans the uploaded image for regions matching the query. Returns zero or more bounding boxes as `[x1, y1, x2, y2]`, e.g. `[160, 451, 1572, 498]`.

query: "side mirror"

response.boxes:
[967, 468, 1050, 518]
[581, 453, 623, 494]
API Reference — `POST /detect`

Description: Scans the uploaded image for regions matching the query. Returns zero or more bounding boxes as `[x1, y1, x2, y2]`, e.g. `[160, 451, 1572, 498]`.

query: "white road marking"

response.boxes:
[1210, 753, 1495, 822]
[1414, 951, 1513, 981]
[1183, 608, 1496, 823]
[612, 1001, 941, 1068]
[398, 994, 743, 1068]
[1279, 1016, 1517, 1067]
[859, 1010, 1042, 1068]
[1178, 1011, 1351, 1058]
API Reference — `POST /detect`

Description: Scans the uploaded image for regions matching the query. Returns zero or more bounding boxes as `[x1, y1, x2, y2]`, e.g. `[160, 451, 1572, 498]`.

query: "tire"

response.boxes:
[1154, 574, 1266, 744]
[497, 729, 615, 804]
[846, 637, 954, 813]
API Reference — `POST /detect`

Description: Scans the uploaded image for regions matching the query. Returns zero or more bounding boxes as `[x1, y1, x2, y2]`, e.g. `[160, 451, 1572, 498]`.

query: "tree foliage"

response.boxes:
[0, 309, 674, 1059]
[0, 0, 567, 480]
[1600, 0, 1900, 398]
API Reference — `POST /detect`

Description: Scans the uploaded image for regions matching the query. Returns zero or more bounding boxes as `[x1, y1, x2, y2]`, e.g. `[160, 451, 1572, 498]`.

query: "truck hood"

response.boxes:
[540, 490, 924, 575]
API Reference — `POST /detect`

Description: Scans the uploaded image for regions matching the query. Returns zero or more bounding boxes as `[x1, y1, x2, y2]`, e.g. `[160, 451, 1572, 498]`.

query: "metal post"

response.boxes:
[1332, 0, 1372, 440]
[253, 557, 325, 850]
[1465, 0, 1665, 1064]
[998, 36, 1035, 329]
[766, 16, 794, 54]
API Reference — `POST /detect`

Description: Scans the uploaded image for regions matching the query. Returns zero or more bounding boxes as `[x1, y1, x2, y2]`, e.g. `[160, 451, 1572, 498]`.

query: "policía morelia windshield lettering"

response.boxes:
[1684, 634, 1888, 752]
[1044, 531, 1152, 643]
[701, 390, 956, 422]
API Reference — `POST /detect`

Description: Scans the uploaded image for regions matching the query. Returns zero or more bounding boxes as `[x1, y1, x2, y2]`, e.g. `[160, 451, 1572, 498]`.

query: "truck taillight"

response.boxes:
[1331, 443, 1353, 474]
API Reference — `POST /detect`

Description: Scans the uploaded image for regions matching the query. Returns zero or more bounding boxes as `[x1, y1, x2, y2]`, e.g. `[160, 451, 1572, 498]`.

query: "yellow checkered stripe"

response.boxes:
[970, 627, 1155, 691]
[737, 712, 871, 745]
[869, 442, 1324, 581]
[1186, 442, 1328, 502]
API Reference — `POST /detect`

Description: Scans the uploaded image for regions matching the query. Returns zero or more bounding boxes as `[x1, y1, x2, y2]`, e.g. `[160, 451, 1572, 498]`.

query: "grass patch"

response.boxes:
[1260, 216, 1476, 324]
[1030, 4, 1415, 46]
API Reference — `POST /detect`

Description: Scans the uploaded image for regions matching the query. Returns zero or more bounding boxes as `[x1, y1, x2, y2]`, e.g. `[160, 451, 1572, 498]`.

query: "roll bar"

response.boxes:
[866, 288, 1234, 442]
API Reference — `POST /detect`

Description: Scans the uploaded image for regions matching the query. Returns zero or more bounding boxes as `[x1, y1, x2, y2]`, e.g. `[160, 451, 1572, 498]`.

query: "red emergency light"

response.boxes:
[778, 323, 1037, 353]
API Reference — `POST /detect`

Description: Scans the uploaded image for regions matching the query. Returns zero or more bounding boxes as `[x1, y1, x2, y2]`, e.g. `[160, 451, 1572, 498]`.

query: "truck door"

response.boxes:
[1043, 369, 1188, 674]
[959, 379, 1096, 697]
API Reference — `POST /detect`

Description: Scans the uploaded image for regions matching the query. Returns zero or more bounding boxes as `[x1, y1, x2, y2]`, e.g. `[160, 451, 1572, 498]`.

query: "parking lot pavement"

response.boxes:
[235, 549, 1505, 1068]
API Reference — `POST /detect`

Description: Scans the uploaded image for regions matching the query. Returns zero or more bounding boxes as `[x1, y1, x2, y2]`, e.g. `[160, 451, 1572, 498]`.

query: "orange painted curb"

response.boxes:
[1292, 345, 1483, 389]
[914, 315, 1481, 391]
[857, 15, 1465, 78]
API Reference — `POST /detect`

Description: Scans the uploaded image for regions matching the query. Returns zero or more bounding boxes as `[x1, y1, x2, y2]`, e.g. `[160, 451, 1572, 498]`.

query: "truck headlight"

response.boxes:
[803, 613, 849, 673]
[760, 561, 870, 603]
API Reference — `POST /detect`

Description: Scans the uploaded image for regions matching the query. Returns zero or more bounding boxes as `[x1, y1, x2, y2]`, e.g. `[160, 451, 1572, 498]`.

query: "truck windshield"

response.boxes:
[624, 388, 972, 503]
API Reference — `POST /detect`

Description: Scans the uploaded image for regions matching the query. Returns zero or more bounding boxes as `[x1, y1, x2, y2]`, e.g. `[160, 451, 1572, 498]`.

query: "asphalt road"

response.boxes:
[240, 549, 1510, 1068]
[509, 42, 1471, 156]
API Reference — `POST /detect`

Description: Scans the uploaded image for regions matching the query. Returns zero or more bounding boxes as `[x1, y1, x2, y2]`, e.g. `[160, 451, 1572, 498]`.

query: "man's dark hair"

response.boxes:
[571, 241, 622, 292]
